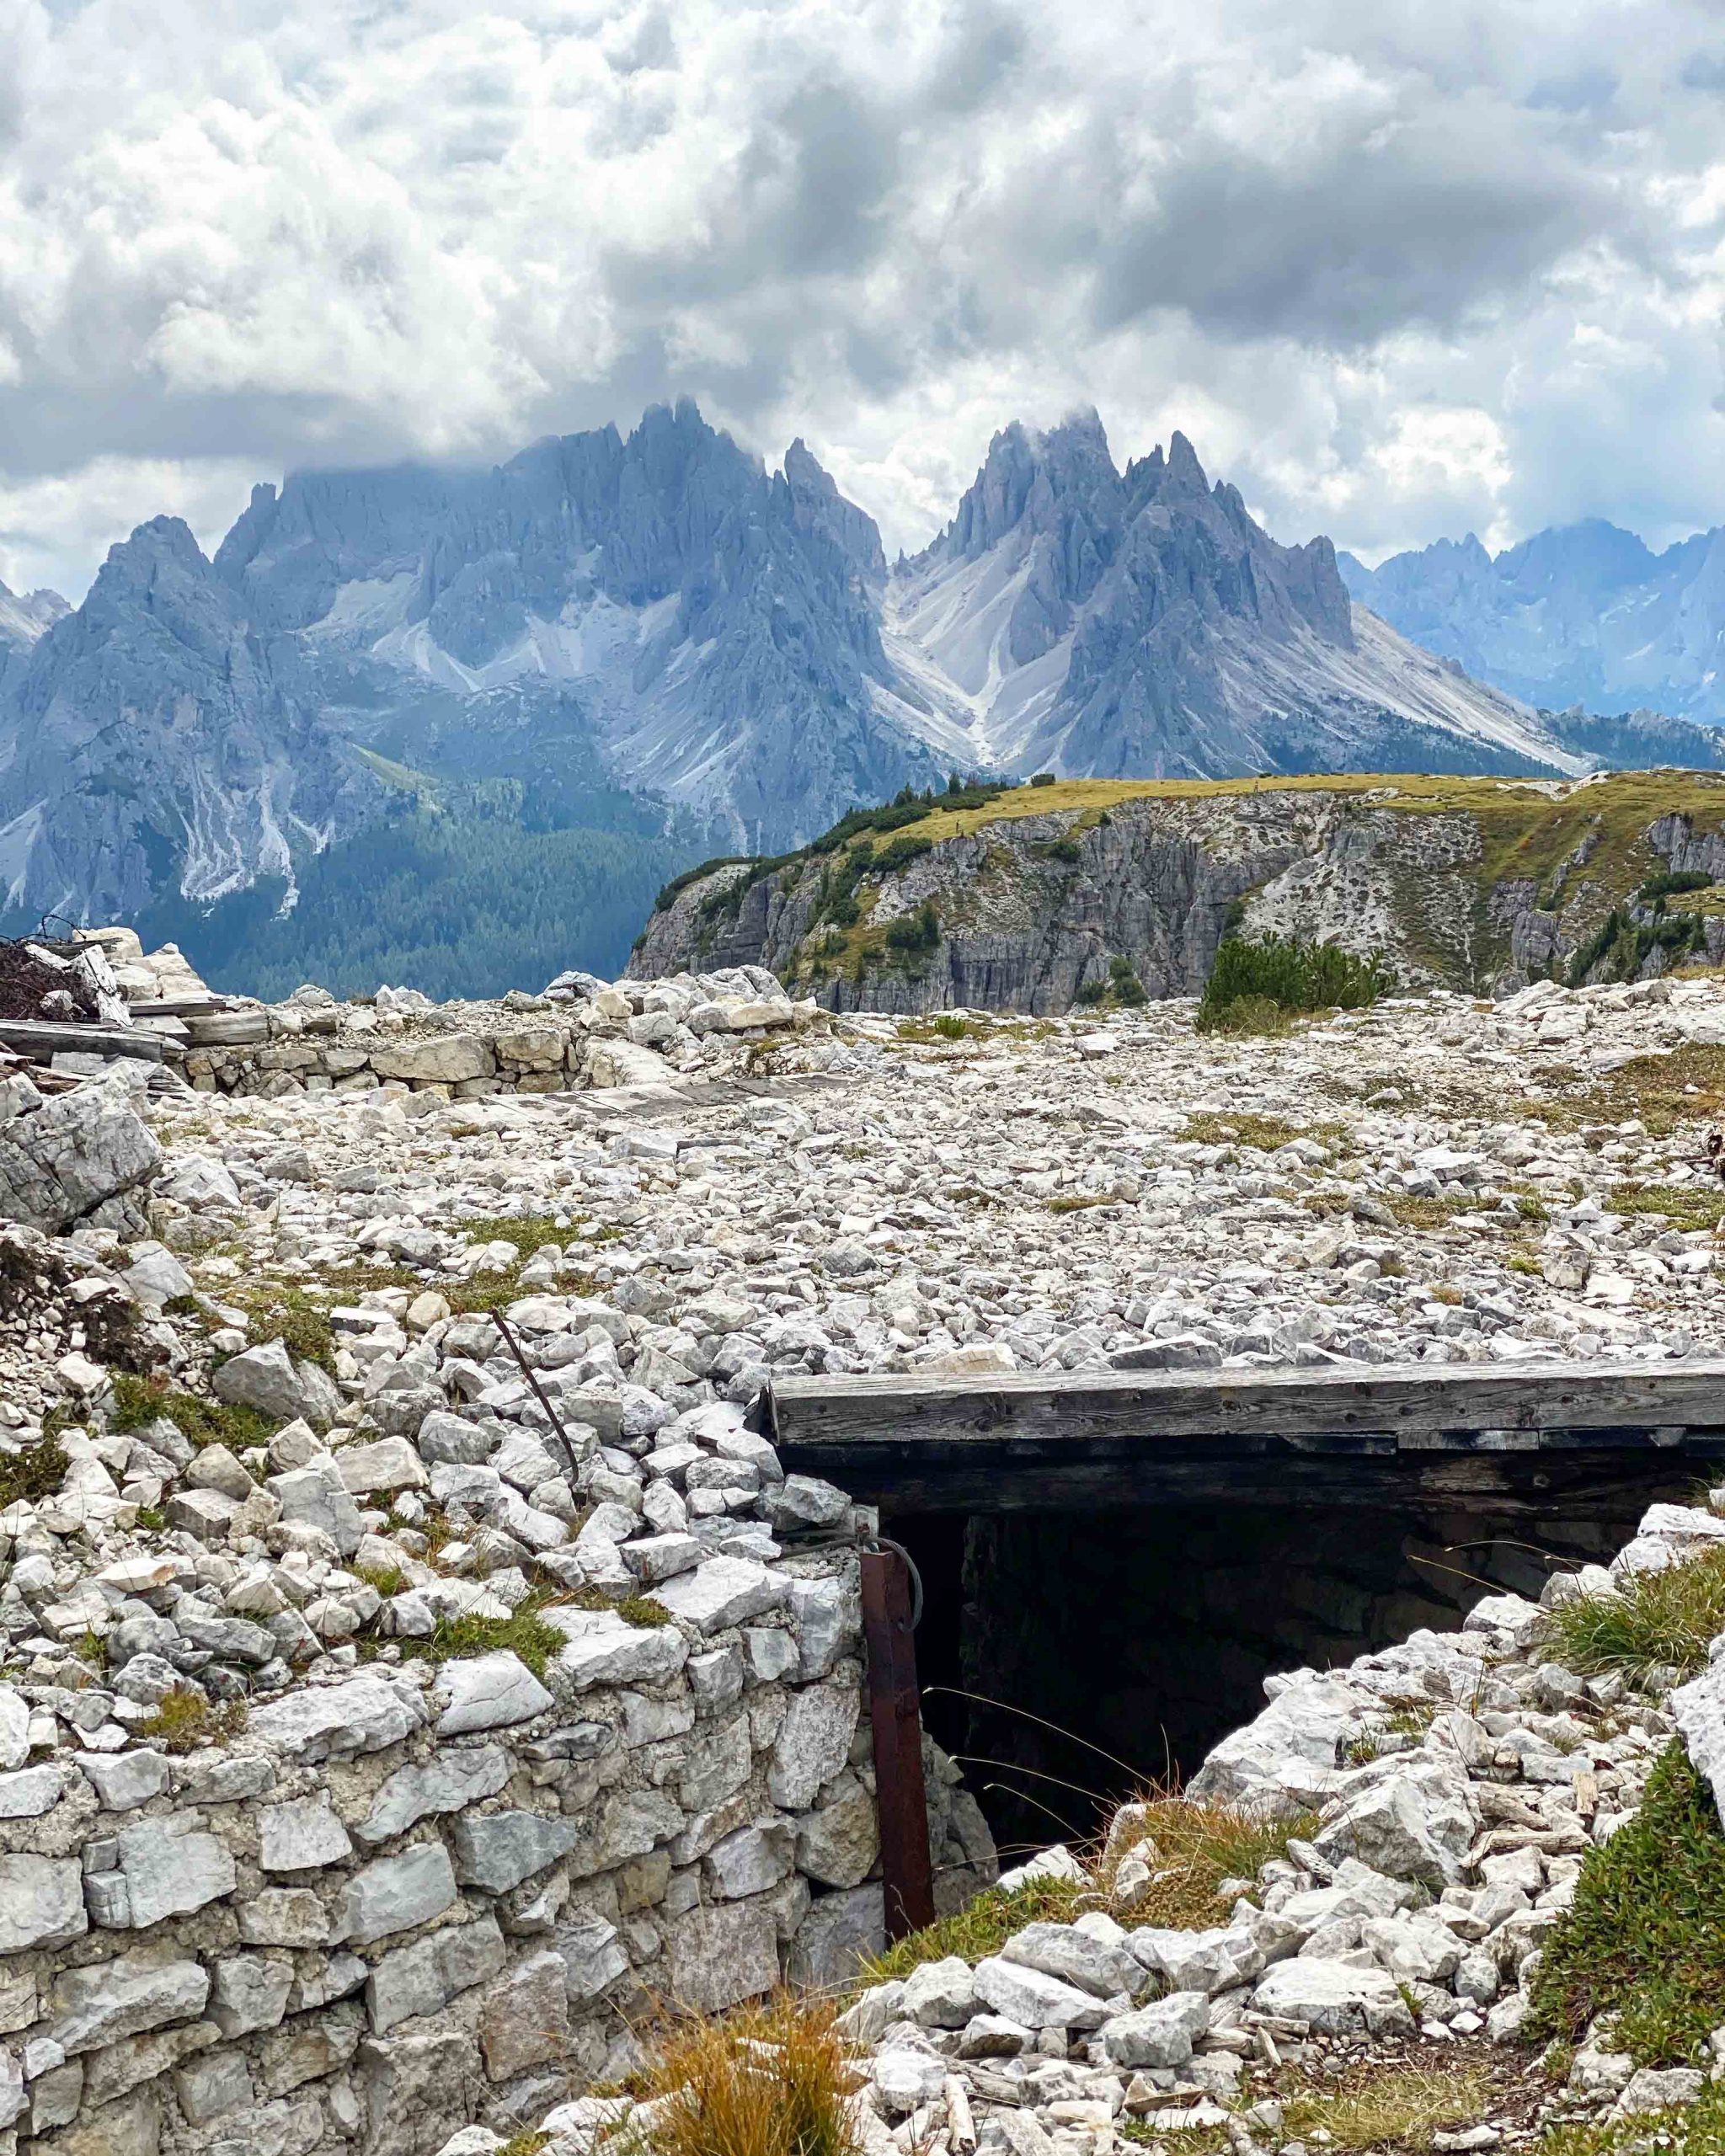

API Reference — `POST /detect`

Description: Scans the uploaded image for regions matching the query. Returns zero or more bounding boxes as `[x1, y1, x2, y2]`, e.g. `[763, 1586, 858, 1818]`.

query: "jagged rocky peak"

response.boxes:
[938, 405, 1121, 564]
[0, 576, 69, 652]
[782, 438, 887, 584]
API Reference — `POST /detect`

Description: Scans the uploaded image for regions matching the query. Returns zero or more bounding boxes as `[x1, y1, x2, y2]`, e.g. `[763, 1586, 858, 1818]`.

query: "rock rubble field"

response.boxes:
[6, 959, 1725, 2153]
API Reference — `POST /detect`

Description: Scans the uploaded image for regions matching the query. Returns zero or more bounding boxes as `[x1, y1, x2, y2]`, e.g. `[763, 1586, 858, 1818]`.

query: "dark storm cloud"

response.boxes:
[3, 0, 1725, 598]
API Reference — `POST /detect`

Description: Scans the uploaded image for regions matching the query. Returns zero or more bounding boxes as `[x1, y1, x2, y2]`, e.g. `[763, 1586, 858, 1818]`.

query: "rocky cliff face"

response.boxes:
[631, 771, 1725, 1012]
[0, 520, 381, 924]
[1, 404, 1589, 943]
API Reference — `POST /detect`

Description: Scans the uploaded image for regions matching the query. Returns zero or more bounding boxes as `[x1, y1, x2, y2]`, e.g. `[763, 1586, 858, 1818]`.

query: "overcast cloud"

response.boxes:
[4, 0, 1725, 598]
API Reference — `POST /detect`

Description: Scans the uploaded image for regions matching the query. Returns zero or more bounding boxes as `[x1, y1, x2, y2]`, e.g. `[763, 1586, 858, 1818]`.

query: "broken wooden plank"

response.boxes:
[0, 1018, 165, 1064]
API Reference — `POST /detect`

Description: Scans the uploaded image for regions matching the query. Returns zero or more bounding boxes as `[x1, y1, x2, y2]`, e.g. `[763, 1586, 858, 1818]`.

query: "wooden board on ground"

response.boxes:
[0, 1018, 166, 1064]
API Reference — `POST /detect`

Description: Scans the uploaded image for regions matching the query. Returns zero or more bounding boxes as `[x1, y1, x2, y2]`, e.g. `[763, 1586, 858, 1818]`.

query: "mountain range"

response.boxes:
[0, 403, 1704, 992]
[1340, 520, 1725, 738]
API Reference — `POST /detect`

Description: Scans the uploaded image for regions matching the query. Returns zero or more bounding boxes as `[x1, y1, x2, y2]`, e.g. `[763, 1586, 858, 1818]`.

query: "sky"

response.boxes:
[6, 0, 1725, 601]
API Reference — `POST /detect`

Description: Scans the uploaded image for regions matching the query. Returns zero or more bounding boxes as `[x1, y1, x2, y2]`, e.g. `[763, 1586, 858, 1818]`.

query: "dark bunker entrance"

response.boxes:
[883, 1463, 1696, 1864]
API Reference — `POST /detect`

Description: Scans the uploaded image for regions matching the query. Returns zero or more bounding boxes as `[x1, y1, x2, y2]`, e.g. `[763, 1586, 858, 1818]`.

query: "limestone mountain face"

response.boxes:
[0, 577, 67, 699]
[1343, 517, 1725, 727]
[0, 520, 379, 926]
[0, 403, 1588, 940]
[887, 413, 1572, 782]
[631, 772, 1725, 1015]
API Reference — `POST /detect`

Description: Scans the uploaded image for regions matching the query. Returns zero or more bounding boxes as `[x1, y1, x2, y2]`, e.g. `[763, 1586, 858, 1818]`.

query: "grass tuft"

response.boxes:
[111, 1372, 276, 1453]
[134, 1687, 248, 1754]
[385, 1597, 569, 1681]
[1530, 1740, 1725, 2065]
[1540, 1546, 1725, 1685]
[372, 1588, 671, 1681]
[860, 1877, 1088, 1984]
[1101, 1792, 1314, 1930]
[638, 1991, 861, 2156]
[0, 1435, 67, 1509]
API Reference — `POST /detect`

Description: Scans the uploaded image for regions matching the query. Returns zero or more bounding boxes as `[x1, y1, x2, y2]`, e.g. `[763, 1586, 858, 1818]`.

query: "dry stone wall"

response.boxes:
[174, 973, 829, 1104]
[0, 1542, 994, 2156]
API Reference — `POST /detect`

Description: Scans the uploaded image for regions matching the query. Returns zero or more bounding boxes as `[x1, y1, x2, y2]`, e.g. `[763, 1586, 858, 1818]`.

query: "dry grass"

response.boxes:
[1518, 1042, 1725, 1137]
[1539, 1545, 1725, 1685]
[1183, 1112, 1347, 1151]
[1281, 2062, 1496, 2152]
[1101, 1791, 1313, 1930]
[635, 1993, 862, 2156]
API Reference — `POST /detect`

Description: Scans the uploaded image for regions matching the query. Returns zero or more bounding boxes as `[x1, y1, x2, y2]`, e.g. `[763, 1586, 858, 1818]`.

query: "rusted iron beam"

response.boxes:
[860, 1544, 936, 1943]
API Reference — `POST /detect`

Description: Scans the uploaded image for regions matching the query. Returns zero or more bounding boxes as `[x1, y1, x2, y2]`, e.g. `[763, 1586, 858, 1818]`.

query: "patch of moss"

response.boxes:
[135, 1687, 248, 1754]
[1530, 1740, 1725, 2063]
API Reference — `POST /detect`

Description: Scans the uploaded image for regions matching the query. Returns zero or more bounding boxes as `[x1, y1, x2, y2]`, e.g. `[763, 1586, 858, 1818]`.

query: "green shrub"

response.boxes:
[1197, 934, 1394, 1030]
[1029, 771, 1056, 787]
[1640, 869, 1714, 901]
[1075, 978, 1109, 1006]
[1042, 837, 1081, 865]
[874, 834, 933, 873]
[884, 900, 940, 955]
[1108, 954, 1148, 1005]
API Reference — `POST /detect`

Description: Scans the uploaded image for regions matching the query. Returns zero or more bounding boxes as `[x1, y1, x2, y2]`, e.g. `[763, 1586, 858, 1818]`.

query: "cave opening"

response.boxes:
[885, 1470, 1692, 1865]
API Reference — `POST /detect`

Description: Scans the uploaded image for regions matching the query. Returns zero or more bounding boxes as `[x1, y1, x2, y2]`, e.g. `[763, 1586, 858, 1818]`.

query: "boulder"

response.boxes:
[0, 1077, 161, 1230]
[216, 1341, 343, 1428]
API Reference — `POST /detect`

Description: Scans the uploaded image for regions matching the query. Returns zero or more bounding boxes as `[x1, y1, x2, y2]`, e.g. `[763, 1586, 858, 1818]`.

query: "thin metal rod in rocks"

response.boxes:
[860, 1543, 937, 1941]
[489, 1308, 583, 1488]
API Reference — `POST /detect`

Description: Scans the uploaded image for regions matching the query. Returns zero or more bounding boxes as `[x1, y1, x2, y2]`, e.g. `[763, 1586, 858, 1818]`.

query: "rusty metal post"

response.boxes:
[860, 1544, 936, 1942]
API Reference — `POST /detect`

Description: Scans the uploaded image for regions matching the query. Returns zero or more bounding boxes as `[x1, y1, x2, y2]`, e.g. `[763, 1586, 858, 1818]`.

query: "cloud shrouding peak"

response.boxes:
[4, 0, 1725, 600]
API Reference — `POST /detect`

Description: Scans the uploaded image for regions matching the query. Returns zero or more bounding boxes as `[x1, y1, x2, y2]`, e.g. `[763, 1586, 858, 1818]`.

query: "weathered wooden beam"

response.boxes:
[0, 1019, 165, 1065]
[764, 1359, 1725, 1450]
[839, 1447, 1709, 1515]
[860, 1545, 936, 1940]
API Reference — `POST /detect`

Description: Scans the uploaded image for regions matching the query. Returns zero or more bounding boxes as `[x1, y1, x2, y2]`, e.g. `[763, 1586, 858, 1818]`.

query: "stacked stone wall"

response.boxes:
[0, 1555, 993, 2156]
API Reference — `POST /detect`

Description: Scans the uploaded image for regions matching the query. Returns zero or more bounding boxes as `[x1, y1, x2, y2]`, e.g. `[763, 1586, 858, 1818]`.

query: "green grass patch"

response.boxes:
[110, 1373, 275, 1452]
[222, 1282, 340, 1370]
[1538, 2080, 1725, 2156]
[860, 1878, 1089, 1984]
[1530, 1741, 1725, 2064]
[1540, 1545, 1725, 1685]
[1102, 1793, 1315, 1930]
[451, 1215, 571, 1260]
[382, 1598, 568, 1681]
[0, 1436, 67, 1509]
[374, 1588, 670, 1681]
[134, 1687, 248, 1754]
[1048, 1193, 1114, 1214]
[1608, 1181, 1725, 1234]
